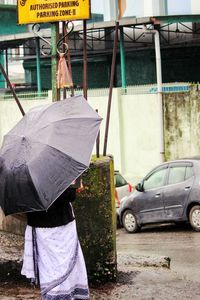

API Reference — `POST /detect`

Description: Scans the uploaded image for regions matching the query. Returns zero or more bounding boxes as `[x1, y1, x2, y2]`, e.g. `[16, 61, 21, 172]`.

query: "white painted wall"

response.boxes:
[93, 0, 197, 19]
[0, 89, 160, 186]
[103, 0, 118, 21]
[191, 0, 200, 14]
[120, 93, 161, 183]
[143, 0, 167, 16]
[0, 99, 50, 146]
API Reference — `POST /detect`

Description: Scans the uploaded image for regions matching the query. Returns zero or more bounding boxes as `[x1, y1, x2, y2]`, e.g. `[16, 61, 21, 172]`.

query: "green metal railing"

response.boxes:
[0, 83, 197, 101]
[0, 90, 48, 101]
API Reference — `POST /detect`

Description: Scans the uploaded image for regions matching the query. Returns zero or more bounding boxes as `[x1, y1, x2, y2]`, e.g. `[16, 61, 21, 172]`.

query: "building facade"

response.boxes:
[0, 1, 200, 90]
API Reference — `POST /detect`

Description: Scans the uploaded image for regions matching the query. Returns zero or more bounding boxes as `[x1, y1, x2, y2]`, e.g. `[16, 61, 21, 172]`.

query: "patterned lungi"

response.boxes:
[21, 220, 89, 300]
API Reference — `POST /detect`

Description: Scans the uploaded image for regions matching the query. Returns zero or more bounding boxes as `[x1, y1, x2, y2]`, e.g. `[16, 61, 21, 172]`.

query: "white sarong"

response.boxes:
[21, 220, 89, 300]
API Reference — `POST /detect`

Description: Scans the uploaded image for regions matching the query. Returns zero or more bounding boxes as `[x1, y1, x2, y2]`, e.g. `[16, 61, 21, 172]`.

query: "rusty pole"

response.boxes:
[103, 22, 119, 156]
[96, 109, 100, 158]
[83, 20, 87, 100]
[51, 22, 60, 102]
[0, 63, 25, 116]
[62, 22, 67, 99]
[66, 23, 74, 97]
[62, 22, 74, 98]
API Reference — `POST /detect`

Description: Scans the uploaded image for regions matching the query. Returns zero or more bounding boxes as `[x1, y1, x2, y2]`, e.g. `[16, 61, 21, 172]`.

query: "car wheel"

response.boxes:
[189, 205, 200, 232]
[122, 210, 139, 233]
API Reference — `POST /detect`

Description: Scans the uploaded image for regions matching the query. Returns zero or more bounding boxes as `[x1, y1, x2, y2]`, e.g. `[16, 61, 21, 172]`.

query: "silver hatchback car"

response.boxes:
[119, 158, 200, 233]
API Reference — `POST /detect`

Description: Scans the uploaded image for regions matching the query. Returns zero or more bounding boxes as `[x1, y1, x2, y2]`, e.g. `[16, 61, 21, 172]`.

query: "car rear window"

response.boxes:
[115, 174, 127, 187]
[185, 166, 193, 180]
[168, 166, 186, 184]
[168, 165, 193, 184]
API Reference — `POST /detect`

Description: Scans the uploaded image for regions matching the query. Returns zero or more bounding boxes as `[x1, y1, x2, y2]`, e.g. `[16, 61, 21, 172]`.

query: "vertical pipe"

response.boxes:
[154, 30, 164, 162]
[143, 26, 164, 162]
[83, 20, 87, 100]
[119, 27, 126, 88]
[51, 22, 60, 102]
[103, 22, 119, 156]
[35, 38, 41, 96]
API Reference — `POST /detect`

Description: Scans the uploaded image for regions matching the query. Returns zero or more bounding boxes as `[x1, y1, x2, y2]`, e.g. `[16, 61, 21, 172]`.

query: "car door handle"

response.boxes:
[155, 193, 161, 198]
[184, 186, 191, 190]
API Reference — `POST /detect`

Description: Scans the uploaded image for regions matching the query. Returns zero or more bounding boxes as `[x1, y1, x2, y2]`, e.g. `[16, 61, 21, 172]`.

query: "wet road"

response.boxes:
[117, 222, 200, 283]
[0, 223, 200, 299]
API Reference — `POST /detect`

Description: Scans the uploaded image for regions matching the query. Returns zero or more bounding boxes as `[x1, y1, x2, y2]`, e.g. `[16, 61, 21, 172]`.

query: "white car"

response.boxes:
[114, 171, 133, 209]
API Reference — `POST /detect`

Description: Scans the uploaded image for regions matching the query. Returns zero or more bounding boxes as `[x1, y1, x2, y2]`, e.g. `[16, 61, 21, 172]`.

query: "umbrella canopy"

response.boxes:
[0, 95, 102, 216]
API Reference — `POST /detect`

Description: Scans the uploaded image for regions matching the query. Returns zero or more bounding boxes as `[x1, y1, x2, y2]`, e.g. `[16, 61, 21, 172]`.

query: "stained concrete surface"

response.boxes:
[117, 223, 200, 283]
[1, 223, 200, 299]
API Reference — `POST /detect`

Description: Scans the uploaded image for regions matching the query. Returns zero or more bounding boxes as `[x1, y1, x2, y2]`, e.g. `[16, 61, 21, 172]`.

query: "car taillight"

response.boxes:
[115, 189, 120, 208]
[128, 183, 133, 193]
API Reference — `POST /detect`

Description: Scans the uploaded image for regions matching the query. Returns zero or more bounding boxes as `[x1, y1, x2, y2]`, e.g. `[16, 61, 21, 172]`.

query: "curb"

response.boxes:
[117, 252, 171, 269]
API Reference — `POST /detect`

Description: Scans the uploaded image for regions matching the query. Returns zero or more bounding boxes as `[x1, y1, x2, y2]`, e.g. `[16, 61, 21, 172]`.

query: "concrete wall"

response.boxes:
[1, 86, 200, 232]
[0, 98, 51, 232]
[191, 0, 200, 13]
[0, 89, 163, 184]
[79, 89, 161, 183]
[0, 88, 161, 232]
[164, 86, 200, 161]
[3, 86, 199, 184]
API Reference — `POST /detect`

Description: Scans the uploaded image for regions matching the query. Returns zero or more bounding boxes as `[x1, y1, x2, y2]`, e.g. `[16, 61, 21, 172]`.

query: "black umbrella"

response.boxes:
[0, 95, 102, 216]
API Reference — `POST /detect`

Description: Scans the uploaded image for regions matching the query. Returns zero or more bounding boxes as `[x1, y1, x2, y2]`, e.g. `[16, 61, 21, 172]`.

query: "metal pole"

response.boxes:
[103, 22, 119, 156]
[63, 22, 74, 98]
[67, 38, 74, 97]
[83, 20, 87, 100]
[5, 49, 8, 88]
[35, 37, 42, 96]
[96, 109, 100, 158]
[51, 22, 60, 102]
[119, 27, 126, 88]
[0, 63, 25, 116]
[62, 22, 67, 99]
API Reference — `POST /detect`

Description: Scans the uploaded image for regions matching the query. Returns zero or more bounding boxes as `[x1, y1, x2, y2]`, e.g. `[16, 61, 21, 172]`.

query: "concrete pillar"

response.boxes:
[74, 156, 117, 284]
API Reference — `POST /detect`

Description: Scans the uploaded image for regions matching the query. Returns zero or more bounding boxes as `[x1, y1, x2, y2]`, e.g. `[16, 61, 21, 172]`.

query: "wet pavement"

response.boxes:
[1, 223, 200, 299]
[117, 222, 200, 283]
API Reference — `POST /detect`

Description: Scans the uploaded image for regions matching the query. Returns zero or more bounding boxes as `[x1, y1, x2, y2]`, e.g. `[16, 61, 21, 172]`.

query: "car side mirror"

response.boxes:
[135, 182, 144, 192]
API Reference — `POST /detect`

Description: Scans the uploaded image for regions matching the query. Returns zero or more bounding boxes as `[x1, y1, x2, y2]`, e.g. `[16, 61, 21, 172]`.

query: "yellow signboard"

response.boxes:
[17, 0, 91, 24]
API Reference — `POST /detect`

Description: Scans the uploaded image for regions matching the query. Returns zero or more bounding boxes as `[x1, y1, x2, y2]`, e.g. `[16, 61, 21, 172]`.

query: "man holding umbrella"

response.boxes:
[0, 96, 102, 299]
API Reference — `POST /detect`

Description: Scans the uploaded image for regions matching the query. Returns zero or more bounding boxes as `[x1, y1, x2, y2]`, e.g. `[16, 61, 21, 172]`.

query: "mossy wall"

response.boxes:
[74, 156, 117, 285]
[164, 86, 200, 161]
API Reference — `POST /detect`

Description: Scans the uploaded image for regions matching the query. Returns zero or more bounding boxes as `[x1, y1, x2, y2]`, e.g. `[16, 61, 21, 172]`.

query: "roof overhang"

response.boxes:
[1, 14, 200, 50]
